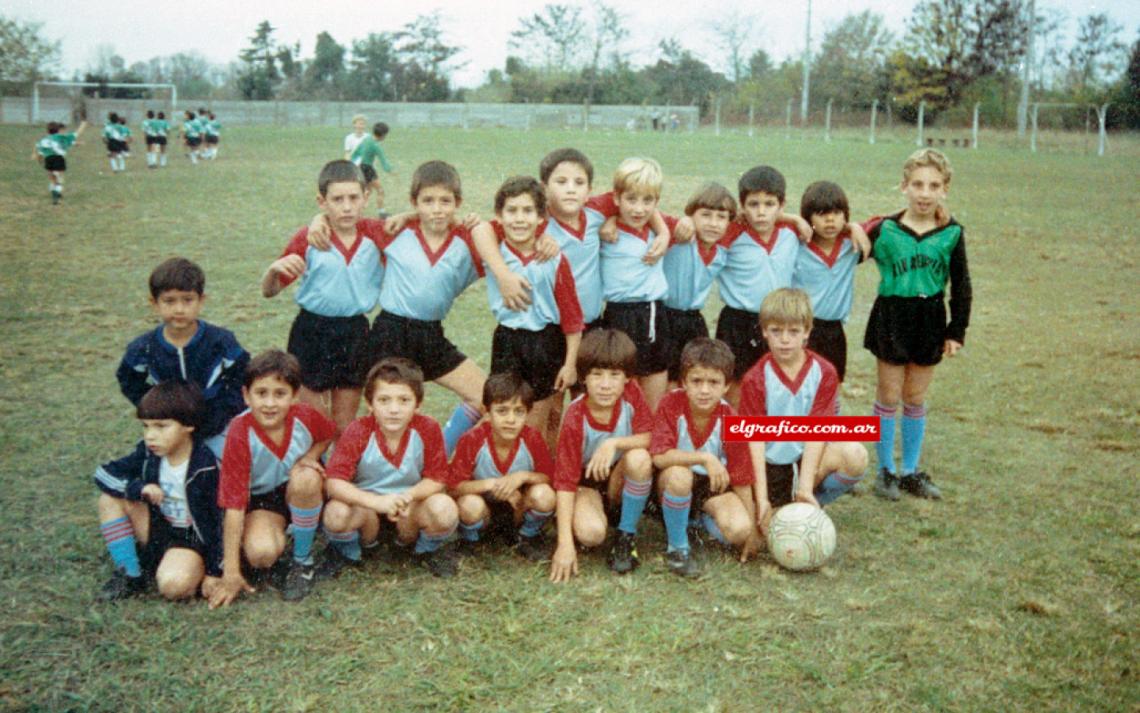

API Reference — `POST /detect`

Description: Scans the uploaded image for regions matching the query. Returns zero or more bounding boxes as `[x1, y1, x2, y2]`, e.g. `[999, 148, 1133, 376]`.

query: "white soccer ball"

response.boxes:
[768, 503, 837, 571]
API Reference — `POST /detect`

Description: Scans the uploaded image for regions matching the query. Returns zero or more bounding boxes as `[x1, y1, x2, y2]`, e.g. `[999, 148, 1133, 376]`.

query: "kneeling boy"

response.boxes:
[211, 351, 337, 607]
[322, 358, 460, 578]
[651, 338, 758, 577]
[739, 289, 869, 528]
[450, 373, 557, 561]
[550, 329, 653, 582]
[94, 382, 222, 601]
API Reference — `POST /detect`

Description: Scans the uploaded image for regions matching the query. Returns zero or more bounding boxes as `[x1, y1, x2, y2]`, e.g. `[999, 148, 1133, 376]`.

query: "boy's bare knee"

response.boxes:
[287, 467, 324, 499]
[719, 515, 752, 545]
[244, 535, 282, 569]
[322, 500, 353, 531]
[423, 494, 458, 530]
[660, 467, 693, 496]
[623, 449, 653, 479]
[156, 570, 197, 600]
[846, 443, 869, 474]
[457, 494, 488, 524]
[527, 484, 556, 512]
[575, 519, 607, 548]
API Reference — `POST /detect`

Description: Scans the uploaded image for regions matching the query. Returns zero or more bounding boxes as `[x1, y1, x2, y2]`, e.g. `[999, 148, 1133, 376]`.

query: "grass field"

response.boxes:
[0, 123, 1136, 712]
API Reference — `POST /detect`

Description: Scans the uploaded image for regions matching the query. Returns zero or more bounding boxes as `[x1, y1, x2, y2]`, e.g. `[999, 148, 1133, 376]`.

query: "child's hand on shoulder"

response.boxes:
[383, 211, 415, 234]
[673, 216, 695, 242]
[141, 483, 164, 505]
[643, 225, 669, 265]
[534, 233, 560, 262]
[459, 212, 481, 230]
[847, 222, 871, 259]
[598, 216, 618, 244]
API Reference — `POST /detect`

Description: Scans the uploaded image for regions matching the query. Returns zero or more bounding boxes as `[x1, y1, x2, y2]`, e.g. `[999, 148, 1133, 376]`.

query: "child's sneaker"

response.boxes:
[415, 547, 457, 578]
[281, 560, 316, 601]
[514, 533, 548, 562]
[455, 538, 480, 558]
[873, 468, 901, 501]
[665, 549, 701, 578]
[608, 531, 640, 574]
[900, 471, 942, 500]
[314, 545, 360, 581]
[98, 568, 147, 601]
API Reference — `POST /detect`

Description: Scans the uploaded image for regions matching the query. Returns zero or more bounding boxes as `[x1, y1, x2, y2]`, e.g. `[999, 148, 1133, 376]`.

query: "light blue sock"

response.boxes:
[459, 520, 484, 542]
[443, 403, 481, 457]
[873, 401, 898, 474]
[901, 403, 927, 474]
[816, 471, 864, 507]
[414, 527, 454, 554]
[661, 492, 692, 553]
[326, 529, 361, 561]
[289, 504, 321, 565]
[519, 509, 553, 538]
[100, 517, 141, 577]
[617, 476, 653, 535]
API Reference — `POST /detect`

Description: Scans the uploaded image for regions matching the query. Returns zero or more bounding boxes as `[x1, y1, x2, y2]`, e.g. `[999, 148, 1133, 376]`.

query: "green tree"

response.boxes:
[0, 16, 59, 86]
[394, 12, 461, 100]
[641, 39, 729, 115]
[811, 11, 894, 109]
[1112, 33, 1140, 128]
[509, 4, 586, 73]
[1066, 13, 1126, 94]
[305, 31, 346, 98]
[238, 20, 280, 100]
[346, 33, 399, 100]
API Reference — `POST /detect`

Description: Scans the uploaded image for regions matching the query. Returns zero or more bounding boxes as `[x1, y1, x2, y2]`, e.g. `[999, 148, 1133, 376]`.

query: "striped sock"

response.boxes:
[289, 504, 321, 565]
[617, 476, 653, 535]
[816, 470, 865, 506]
[459, 520, 484, 542]
[901, 403, 927, 474]
[443, 403, 482, 457]
[873, 401, 899, 474]
[415, 525, 457, 554]
[661, 492, 692, 553]
[325, 528, 361, 562]
[519, 509, 553, 538]
[100, 517, 141, 577]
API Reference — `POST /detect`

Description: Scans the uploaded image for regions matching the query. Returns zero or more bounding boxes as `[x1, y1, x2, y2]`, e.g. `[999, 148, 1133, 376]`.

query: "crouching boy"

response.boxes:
[651, 338, 759, 577]
[450, 373, 557, 561]
[321, 358, 460, 578]
[94, 382, 222, 601]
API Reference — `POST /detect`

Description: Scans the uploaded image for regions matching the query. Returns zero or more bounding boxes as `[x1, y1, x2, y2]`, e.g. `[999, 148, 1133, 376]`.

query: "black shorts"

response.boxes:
[808, 318, 847, 382]
[248, 482, 290, 518]
[491, 323, 566, 401]
[106, 139, 127, 153]
[143, 515, 208, 573]
[716, 306, 767, 380]
[864, 295, 947, 366]
[601, 300, 669, 376]
[367, 311, 466, 382]
[44, 155, 66, 172]
[145, 135, 157, 146]
[360, 164, 378, 184]
[662, 306, 709, 382]
[765, 460, 801, 508]
[205, 135, 219, 145]
[156, 136, 168, 146]
[287, 309, 370, 391]
[186, 136, 202, 147]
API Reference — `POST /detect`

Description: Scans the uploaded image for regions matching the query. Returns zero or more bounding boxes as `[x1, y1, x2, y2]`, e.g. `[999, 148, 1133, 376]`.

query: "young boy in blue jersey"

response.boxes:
[117, 258, 250, 459]
[450, 373, 557, 561]
[550, 329, 654, 582]
[94, 382, 223, 601]
[261, 160, 387, 434]
[739, 289, 869, 529]
[866, 149, 971, 502]
[792, 181, 864, 386]
[322, 358, 460, 578]
[660, 182, 736, 387]
[651, 338, 759, 577]
[484, 176, 584, 446]
[210, 351, 337, 607]
[33, 119, 87, 204]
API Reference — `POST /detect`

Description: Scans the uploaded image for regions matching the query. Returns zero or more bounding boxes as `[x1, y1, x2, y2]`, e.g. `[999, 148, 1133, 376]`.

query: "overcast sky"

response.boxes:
[8, 0, 1139, 88]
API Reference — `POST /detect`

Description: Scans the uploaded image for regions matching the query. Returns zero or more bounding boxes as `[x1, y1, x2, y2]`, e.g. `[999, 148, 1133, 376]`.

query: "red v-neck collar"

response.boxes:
[767, 354, 812, 394]
[250, 406, 297, 461]
[682, 399, 718, 450]
[372, 418, 412, 466]
[745, 225, 777, 253]
[505, 241, 538, 266]
[412, 222, 455, 266]
[485, 428, 522, 475]
[697, 242, 719, 266]
[551, 211, 586, 240]
[617, 221, 651, 241]
[584, 398, 623, 433]
[806, 237, 847, 268]
[329, 224, 364, 263]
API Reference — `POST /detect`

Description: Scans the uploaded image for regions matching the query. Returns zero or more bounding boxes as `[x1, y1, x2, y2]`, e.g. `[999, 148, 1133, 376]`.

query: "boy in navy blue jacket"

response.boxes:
[94, 382, 224, 601]
[117, 258, 249, 458]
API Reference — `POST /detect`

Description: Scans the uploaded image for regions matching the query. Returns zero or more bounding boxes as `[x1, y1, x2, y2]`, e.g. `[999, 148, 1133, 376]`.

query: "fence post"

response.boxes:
[748, 102, 755, 137]
[785, 99, 793, 140]
[824, 99, 833, 142]
[1096, 103, 1109, 157]
[1030, 103, 1038, 153]
[916, 101, 925, 147]
[869, 99, 878, 144]
[463, 102, 470, 131]
[971, 102, 980, 149]
[714, 97, 721, 137]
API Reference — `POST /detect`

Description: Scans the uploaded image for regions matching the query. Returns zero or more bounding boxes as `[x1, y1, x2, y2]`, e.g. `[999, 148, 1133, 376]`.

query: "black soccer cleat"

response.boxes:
[665, 549, 702, 579]
[900, 471, 943, 500]
[874, 468, 901, 501]
[607, 531, 640, 574]
[314, 545, 360, 582]
[98, 568, 147, 601]
[415, 547, 458, 578]
[455, 538, 480, 559]
[515, 533, 549, 562]
[281, 560, 316, 601]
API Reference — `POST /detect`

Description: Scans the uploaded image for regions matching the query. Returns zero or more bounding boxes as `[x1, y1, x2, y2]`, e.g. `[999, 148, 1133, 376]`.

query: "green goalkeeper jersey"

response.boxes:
[350, 136, 392, 173]
[36, 132, 76, 158]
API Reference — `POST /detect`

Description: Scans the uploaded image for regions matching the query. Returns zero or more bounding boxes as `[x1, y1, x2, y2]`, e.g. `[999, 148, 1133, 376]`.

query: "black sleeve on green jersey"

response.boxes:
[946, 226, 971, 344]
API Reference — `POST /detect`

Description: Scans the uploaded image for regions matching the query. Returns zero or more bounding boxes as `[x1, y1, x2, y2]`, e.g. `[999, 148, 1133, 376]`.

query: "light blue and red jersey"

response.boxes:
[218, 403, 337, 508]
[277, 220, 387, 317]
[584, 193, 671, 304]
[485, 241, 584, 333]
[326, 413, 449, 494]
[662, 240, 727, 311]
[716, 222, 800, 312]
[378, 220, 483, 321]
[738, 350, 839, 465]
[449, 422, 554, 485]
[553, 381, 653, 492]
[649, 389, 753, 486]
[542, 212, 606, 324]
[791, 237, 860, 322]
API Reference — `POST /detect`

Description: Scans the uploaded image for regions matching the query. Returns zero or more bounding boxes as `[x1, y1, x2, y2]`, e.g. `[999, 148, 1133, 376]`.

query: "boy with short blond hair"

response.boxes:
[739, 288, 869, 529]
[550, 329, 654, 581]
[450, 373, 557, 561]
[322, 358, 460, 578]
[210, 350, 337, 606]
[117, 257, 249, 458]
